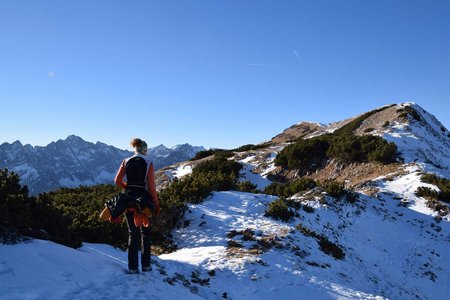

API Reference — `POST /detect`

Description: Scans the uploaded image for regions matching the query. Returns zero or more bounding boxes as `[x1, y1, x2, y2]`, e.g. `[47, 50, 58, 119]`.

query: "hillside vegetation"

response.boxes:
[275, 106, 398, 172]
[0, 156, 245, 250]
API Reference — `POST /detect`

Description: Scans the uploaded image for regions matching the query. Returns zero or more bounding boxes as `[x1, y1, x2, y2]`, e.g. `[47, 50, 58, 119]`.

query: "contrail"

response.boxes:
[292, 49, 302, 62]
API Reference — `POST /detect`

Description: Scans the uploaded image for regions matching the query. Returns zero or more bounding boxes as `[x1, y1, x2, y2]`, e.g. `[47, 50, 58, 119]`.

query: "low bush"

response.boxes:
[193, 157, 242, 178]
[263, 178, 316, 198]
[319, 180, 346, 198]
[233, 142, 271, 152]
[417, 173, 450, 204]
[265, 198, 295, 222]
[263, 182, 285, 197]
[275, 135, 330, 170]
[0, 169, 33, 233]
[296, 223, 345, 260]
[190, 149, 233, 161]
[416, 187, 440, 201]
[160, 160, 241, 207]
[237, 181, 259, 193]
[317, 236, 345, 260]
[327, 135, 397, 164]
[0, 168, 126, 249]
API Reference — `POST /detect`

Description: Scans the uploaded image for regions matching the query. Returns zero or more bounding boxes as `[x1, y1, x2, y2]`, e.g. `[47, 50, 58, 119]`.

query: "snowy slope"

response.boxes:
[2, 188, 448, 299]
[381, 103, 450, 178]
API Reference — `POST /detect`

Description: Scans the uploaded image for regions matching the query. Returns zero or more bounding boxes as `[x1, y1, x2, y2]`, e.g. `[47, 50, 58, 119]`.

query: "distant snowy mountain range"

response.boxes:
[0, 135, 205, 195]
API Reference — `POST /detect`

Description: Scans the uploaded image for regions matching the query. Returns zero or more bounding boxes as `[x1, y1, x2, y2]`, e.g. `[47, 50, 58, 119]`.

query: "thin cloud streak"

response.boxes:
[292, 49, 302, 62]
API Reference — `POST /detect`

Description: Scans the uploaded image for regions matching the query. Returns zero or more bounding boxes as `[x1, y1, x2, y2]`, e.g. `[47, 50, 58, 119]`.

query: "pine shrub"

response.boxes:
[0, 169, 33, 234]
[263, 182, 286, 197]
[319, 180, 346, 198]
[263, 178, 316, 198]
[417, 173, 450, 204]
[265, 198, 295, 222]
[237, 181, 259, 193]
[317, 236, 345, 260]
[296, 223, 345, 259]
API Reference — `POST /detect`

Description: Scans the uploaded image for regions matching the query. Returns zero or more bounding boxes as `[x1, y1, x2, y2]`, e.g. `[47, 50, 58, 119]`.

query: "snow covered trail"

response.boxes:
[0, 240, 204, 300]
[1, 187, 449, 300]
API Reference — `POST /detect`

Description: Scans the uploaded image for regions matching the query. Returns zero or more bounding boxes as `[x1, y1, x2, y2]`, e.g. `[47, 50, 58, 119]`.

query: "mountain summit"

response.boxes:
[0, 136, 205, 195]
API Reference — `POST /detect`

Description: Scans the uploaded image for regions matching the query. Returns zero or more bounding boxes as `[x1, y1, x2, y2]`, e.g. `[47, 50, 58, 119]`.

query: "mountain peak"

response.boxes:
[65, 135, 85, 143]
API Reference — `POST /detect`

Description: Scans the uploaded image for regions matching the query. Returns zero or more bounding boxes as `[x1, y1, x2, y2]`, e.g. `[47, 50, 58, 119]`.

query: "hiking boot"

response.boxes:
[127, 269, 139, 274]
[142, 266, 152, 272]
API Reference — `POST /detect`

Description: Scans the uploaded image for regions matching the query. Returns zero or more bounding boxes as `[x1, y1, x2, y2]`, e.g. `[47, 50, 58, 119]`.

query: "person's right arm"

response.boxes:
[114, 160, 127, 189]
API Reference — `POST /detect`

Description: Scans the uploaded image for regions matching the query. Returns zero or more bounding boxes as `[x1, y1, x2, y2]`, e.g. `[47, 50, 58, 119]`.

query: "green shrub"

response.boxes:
[0, 169, 126, 249]
[319, 180, 346, 198]
[237, 181, 259, 193]
[159, 156, 243, 209]
[233, 142, 271, 152]
[265, 198, 295, 222]
[418, 174, 450, 204]
[275, 135, 330, 170]
[296, 223, 320, 238]
[263, 178, 316, 198]
[416, 187, 440, 200]
[193, 157, 242, 178]
[190, 149, 216, 160]
[296, 223, 345, 259]
[317, 236, 345, 260]
[327, 135, 397, 164]
[263, 182, 282, 196]
[159, 172, 237, 207]
[383, 121, 390, 127]
[0, 169, 33, 233]
[190, 149, 233, 161]
[366, 141, 398, 163]
[287, 178, 316, 195]
[34, 185, 126, 249]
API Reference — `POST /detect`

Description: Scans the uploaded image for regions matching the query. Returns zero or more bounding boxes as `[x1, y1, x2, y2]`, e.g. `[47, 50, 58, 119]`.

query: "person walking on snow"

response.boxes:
[114, 138, 160, 274]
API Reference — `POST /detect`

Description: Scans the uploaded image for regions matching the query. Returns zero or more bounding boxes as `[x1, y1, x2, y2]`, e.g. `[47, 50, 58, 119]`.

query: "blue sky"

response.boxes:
[1, 0, 449, 150]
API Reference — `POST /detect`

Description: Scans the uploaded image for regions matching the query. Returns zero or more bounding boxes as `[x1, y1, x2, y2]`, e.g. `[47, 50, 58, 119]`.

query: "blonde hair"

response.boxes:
[130, 138, 148, 154]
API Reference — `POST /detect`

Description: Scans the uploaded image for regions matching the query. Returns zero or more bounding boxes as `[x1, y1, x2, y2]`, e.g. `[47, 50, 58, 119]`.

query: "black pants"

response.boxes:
[125, 211, 151, 271]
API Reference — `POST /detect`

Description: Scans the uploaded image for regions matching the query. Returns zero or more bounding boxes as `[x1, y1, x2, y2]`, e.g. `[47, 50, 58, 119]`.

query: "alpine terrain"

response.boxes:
[1, 102, 449, 300]
[0, 136, 205, 195]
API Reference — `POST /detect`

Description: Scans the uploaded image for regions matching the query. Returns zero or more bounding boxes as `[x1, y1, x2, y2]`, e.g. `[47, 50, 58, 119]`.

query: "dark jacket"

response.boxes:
[106, 191, 156, 219]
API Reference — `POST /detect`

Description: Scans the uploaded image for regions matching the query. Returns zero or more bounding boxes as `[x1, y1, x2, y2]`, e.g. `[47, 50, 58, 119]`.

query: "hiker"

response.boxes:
[114, 138, 160, 274]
